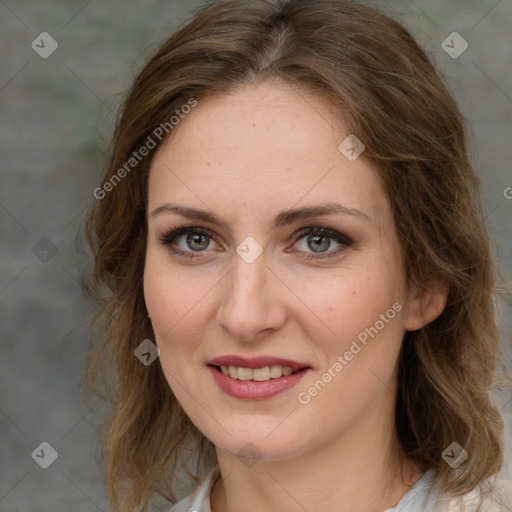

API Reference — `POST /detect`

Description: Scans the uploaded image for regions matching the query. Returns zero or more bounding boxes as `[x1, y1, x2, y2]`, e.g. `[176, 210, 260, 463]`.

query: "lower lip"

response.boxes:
[208, 365, 310, 400]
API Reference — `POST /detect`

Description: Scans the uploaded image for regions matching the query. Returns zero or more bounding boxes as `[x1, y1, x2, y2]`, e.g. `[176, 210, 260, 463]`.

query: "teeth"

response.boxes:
[270, 365, 284, 378]
[253, 367, 270, 381]
[238, 367, 253, 381]
[218, 365, 297, 381]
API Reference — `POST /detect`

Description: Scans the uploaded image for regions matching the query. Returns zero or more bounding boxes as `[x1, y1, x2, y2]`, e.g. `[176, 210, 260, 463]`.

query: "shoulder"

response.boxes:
[164, 468, 512, 512]
[166, 466, 220, 512]
[387, 470, 512, 512]
[447, 473, 512, 512]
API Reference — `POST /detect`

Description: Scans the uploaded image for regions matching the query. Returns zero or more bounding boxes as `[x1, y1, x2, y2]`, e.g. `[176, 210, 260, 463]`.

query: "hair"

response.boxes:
[82, 0, 510, 510]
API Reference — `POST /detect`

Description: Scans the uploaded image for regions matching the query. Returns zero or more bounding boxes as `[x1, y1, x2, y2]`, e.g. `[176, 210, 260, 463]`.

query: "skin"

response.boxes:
[144, 81, 447, 512]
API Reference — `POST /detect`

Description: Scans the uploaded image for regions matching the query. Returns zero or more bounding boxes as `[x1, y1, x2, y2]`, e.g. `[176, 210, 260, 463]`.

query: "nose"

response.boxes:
[216, 249, 287, 343]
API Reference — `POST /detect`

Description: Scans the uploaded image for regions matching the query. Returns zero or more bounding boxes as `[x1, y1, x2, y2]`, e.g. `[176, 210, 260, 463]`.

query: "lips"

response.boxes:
[206, 355, 312, 400]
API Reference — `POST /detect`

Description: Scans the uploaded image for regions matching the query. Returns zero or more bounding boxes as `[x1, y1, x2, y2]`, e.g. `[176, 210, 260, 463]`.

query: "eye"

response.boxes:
[159, 226, 353, 260]
[160, 227, 218, 258]
[290, 227, 353, 260]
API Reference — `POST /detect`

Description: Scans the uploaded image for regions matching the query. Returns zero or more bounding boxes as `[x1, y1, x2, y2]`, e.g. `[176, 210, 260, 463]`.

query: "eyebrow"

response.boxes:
[149, 202, 371, 228]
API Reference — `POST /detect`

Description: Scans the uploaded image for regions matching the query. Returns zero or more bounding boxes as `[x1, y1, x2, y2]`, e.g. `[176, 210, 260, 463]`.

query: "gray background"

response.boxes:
[1, 0, 511, 510]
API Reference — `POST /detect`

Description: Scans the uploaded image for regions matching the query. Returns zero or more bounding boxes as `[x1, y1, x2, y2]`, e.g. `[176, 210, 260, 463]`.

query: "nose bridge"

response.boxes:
[216, 250, 285, 341]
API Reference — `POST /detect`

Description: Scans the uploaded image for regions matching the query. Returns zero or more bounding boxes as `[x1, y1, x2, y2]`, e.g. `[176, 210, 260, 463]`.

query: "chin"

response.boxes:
[206, 419, 316, 464]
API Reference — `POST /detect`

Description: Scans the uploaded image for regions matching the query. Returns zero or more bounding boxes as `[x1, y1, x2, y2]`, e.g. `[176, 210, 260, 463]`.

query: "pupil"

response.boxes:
[187, 234, 209, 251]
[309, 234, 330, 253]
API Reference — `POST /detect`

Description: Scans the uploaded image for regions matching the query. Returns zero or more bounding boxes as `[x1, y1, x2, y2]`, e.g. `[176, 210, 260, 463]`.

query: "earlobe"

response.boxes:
[404, 277, 449, 332]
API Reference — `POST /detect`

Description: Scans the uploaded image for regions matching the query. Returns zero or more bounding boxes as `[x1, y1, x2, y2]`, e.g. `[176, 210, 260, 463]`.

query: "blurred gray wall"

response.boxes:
[1, 0, 511, 510]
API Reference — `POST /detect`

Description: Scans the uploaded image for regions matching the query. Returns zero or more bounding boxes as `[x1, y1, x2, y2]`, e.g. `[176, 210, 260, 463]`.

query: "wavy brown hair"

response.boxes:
[82, 0, 510, 510]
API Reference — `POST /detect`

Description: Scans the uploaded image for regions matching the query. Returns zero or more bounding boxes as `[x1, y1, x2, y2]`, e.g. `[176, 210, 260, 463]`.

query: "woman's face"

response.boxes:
[144, 82, 416, 462]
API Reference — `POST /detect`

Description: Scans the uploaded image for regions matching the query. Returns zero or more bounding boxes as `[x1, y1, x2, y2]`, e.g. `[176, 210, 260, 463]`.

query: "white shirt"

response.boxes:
[167, 465, 512, 512]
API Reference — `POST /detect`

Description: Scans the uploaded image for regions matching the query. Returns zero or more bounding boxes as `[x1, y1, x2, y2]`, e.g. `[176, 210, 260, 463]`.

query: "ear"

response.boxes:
[404, 276, 449, 332]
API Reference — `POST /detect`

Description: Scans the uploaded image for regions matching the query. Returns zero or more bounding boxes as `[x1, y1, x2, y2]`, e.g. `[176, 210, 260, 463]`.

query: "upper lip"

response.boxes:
[207, 355, 311, 372]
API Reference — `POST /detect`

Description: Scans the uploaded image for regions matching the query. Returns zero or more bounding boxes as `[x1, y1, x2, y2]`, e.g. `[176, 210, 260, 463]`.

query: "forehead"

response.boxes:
[148, 82, 388, 226]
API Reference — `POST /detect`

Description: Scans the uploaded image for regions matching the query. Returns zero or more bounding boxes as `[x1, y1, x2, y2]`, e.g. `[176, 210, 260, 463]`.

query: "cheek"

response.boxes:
[143, 256, 215, 358]
[291, 269, 405, 432]
[295, 262, 406, 407]
[301, 263, 404, 341]
[143, 258, 218, 413]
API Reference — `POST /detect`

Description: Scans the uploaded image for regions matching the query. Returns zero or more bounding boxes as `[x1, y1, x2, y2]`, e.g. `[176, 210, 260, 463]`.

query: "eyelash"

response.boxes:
[159, 225, 353, 261]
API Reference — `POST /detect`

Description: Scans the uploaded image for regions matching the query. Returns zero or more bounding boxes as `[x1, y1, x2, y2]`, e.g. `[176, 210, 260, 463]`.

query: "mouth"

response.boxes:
[206, 356, 312, 400]
[209, 364, 307, 381]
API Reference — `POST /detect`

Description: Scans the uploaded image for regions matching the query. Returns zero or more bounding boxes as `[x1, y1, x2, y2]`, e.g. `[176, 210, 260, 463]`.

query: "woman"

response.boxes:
[83, 0, 512, 511]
